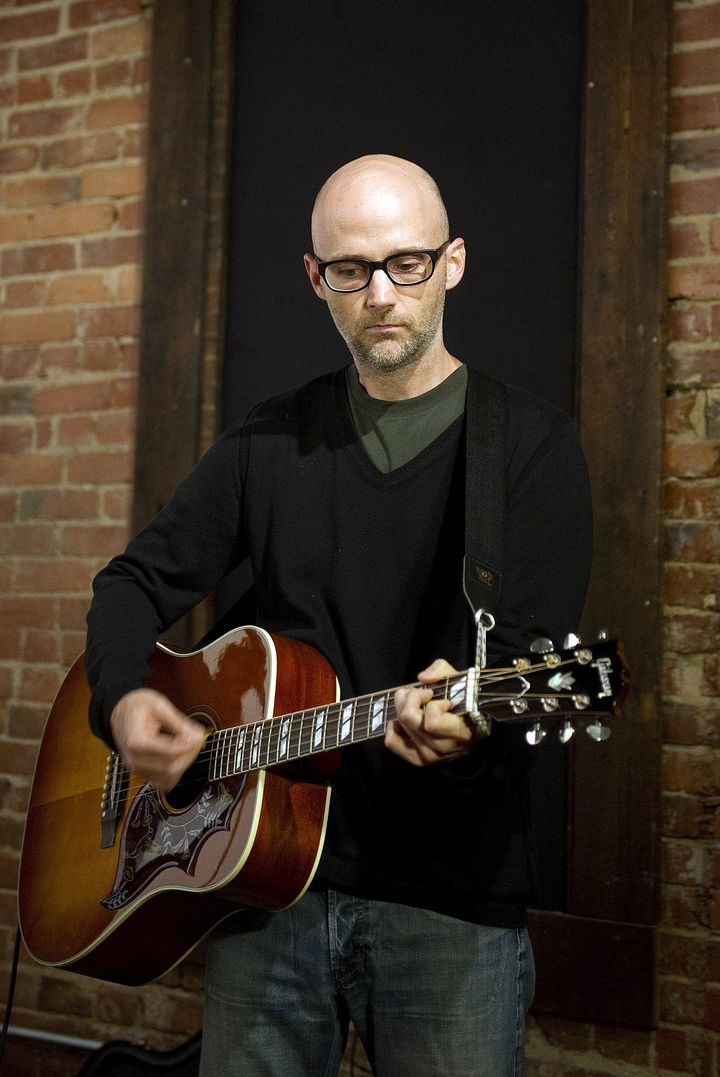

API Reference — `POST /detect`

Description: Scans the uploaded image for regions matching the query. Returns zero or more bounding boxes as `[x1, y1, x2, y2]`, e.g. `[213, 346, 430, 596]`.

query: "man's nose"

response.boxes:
[365, 268, 397, 306]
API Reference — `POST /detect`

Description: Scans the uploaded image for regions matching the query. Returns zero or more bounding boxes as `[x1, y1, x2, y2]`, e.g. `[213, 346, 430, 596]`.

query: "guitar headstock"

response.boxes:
[475, 636, 630, 745]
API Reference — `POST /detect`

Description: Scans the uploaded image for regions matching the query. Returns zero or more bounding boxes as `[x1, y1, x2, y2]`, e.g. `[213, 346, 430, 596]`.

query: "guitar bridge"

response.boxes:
[100, 751, 128, 849]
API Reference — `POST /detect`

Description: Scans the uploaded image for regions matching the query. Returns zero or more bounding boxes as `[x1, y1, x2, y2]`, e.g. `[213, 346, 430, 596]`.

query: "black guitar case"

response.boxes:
[76, 1032, 201, 1076]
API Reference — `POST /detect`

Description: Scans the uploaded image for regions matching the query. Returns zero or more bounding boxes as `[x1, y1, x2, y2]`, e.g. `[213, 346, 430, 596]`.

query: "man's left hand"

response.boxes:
[387, 659, 485, 766]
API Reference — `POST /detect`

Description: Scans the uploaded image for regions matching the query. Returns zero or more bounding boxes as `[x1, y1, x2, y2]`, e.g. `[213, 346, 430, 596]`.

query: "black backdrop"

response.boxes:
[222, 0, 585, 908]
[223, 0, 584, 424]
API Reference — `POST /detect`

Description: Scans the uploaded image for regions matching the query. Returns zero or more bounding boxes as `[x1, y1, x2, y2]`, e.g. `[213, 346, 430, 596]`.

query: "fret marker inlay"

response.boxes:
[371, 697, 385, 731]
[278, 717, 291, 759]
[250, 724, 262, 767]
[340, 703, 353, 741]
[235, 728, 246, 771]
[312, 710, 326, 749]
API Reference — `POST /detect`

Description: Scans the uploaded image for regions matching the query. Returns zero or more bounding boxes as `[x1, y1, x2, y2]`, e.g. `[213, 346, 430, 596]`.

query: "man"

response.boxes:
[86, 155, 592, 1076]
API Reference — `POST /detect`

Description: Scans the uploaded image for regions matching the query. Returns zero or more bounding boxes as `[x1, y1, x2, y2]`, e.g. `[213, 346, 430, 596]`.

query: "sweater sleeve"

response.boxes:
[85, 422, 248, 746]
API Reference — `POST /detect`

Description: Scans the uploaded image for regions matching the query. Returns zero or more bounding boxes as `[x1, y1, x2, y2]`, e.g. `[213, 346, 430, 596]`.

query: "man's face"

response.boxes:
[306, 176, 457, 376]
[319, 252, 448, 375]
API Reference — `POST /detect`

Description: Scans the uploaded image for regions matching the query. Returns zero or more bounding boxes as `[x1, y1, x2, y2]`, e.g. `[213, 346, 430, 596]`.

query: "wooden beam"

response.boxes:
[572, 0, 669, 925]
[526, 0, 669, 1028]
[132, 0, 214, 533]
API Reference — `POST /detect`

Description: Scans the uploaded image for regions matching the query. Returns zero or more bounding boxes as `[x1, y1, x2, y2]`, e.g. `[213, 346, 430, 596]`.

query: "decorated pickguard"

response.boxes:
[102, 775, 246, 911]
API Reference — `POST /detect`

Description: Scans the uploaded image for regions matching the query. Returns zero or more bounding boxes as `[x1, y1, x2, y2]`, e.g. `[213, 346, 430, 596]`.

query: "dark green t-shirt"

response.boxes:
[345, 363, 467, 472]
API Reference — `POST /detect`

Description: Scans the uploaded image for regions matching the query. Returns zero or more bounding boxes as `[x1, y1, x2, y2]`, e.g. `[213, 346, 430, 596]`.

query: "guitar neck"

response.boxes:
[198, 638, 626, 783]
[208, 673, 470, 781]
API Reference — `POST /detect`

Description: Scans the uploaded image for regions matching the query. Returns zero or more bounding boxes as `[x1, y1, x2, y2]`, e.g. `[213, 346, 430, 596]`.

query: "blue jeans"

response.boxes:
[200, 890, 534, 1076]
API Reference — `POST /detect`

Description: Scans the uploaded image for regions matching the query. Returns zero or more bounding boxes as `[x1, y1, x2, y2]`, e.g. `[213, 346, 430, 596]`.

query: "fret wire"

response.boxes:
[364, 695, 374, 741]
[268, 718, 278, 766]
[353, 696, 367, 743]
[299, 709, 310, 757]
[226, 726, 236, 776]
[267, 717, 278, 765]
[324, 704, 335, 750]
[224, 727, 235, 778]
[369, 693, 386, 739]
[310, 706, 323, 753]
[338, 699, 354, 746]
[291, 710, 301, 758]
[287, 713, 297, 760]
[316, 704, 327, 752]
[208, 729, 218, 781]
[323, 704, 335, 750]
[294, 709, 303, 757]
[206, 656, 596, 778]
[333, 702, 345, 745]
[323, 704, 334, 748]
[218, 728, 229, 780]
[241, 722, 253, 774]
[276, 713, 291, 763]
[212, 727, 224, 780]
[257, 719, 271, 769]
[325, 703, 338, 748]
[289, 711, 301, 760]
[311, 703, 328, 753]
[241, 727, 251, 775]
[258, 720, 269, 768]
[224, 726, 234, 777]
[206, 728, 216, 781]
[252, 721, 265, 769]
[215, 727, 225, 779]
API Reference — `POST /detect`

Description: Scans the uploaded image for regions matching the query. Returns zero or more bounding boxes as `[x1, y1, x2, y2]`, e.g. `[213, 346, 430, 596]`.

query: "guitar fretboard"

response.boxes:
[208, 672, 472, 780]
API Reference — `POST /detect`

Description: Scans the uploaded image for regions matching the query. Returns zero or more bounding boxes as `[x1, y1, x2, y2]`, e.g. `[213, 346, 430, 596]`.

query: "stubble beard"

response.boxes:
[342, 302, 445, 375]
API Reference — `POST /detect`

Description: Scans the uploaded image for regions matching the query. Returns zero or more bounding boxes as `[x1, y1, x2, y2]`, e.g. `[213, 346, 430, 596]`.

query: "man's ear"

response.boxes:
[444, 238, 466, 292]
[304, 253, 326, 300]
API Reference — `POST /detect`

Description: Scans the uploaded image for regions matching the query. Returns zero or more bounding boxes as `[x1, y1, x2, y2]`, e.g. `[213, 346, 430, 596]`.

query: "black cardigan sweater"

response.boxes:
[86, 365, 592, 926]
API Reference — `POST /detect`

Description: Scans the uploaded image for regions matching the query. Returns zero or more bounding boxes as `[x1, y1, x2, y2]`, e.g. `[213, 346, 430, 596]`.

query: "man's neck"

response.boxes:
[354, 349, 463, 401]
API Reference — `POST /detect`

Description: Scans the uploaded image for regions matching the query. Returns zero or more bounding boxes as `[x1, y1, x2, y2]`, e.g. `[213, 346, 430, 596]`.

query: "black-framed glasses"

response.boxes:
[315, 240, 452, 293]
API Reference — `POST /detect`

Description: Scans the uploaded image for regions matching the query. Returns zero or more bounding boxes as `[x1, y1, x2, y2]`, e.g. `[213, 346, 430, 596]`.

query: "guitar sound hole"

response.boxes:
[164, 754, 211, 811]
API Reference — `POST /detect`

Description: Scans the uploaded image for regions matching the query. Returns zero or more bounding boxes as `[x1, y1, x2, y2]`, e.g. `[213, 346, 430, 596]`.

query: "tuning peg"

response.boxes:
[558, 720, 575, 743]
[530, 637, 554, 654]
[563, 632, 581, 649]
[596, 629, 608, 641]
[586, 720, 611, 742]
[525, 722, 546, 747]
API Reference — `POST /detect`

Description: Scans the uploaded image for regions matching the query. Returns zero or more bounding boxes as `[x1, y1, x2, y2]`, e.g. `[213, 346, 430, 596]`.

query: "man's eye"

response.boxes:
[334, 263, 363, 278]
[390, 257, 424, 274]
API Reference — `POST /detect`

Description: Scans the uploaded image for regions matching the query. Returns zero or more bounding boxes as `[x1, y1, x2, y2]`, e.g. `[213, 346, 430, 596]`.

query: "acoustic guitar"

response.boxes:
[18, 625, 628, 986]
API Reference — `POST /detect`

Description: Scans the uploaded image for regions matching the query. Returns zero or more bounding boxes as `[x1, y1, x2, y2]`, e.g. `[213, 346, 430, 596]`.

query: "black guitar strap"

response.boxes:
[464, 367, 508, 620]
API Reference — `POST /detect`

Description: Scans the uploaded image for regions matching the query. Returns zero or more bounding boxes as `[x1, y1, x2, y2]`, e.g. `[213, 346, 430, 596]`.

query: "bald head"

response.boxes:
[304, 155, 466, 394]
[311, 155, 449, 257]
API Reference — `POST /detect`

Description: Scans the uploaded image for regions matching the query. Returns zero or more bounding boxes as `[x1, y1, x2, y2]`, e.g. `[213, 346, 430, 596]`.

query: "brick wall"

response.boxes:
[0, 2, 208, 1071]
[1, 1, 719, 1075]
[525, 2, 720, 1075]
[659, 0, 720, 1072]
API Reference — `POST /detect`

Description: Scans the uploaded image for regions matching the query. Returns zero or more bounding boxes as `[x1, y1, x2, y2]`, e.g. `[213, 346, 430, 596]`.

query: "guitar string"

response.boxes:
[101, 652, 614, 811]
[105, 674, 594, 804]
[161, 655, 601, 788]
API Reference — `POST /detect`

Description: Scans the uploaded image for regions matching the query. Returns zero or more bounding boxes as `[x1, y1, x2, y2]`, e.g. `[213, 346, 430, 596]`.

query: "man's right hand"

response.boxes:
[109, 688, 206, 793]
